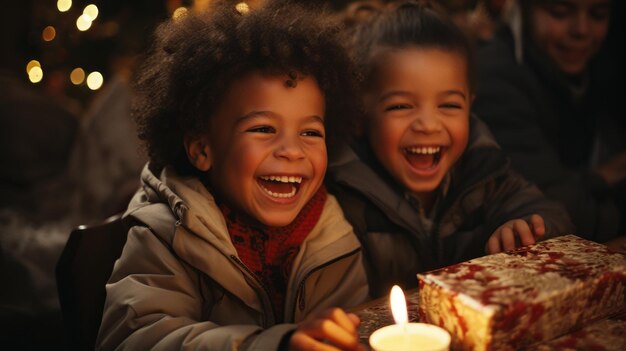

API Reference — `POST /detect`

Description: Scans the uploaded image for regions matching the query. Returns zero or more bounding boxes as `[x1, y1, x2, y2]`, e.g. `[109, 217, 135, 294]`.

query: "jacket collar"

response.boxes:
[127, 164, 360, 314]
[328, 115, 509, 231]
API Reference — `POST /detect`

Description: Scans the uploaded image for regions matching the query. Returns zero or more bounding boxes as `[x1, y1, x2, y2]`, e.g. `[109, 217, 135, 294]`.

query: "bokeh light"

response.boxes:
[76, 14, 93, 31]
[235, 2, 250, 15]
[28, 66, 43, 83]
[86, 71, 104, 90]
[57, 0, 72, 12]
[70, 68, 86, 85]
[83, 4, 99, 20]
[26, 60, 41, 74]
[42, 26, 57, 42]
[172, 7, 188, 20]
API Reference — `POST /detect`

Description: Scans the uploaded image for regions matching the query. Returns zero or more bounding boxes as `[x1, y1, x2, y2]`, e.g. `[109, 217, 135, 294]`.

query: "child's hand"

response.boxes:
[486, 214, 545, 254]
[289, 308, 365, 351]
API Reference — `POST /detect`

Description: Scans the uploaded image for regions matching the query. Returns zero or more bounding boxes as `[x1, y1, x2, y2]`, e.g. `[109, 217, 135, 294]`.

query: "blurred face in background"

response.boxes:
[528, 0, 611, 75]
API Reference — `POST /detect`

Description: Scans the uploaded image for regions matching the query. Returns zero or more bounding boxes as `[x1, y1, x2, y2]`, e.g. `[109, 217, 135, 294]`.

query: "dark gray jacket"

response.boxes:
[472, 27, 625, 241]
[327, 116, 574, 298]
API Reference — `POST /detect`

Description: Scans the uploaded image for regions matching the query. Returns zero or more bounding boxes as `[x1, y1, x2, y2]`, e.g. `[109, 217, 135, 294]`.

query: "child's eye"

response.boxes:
[440, 103, 462, 109]
[247, 126, 275, 133]
[301, 129, 324, 138]
[384, 104, 411, 112]
[590, 6, 610, 21]
[544, 4, 573, 19]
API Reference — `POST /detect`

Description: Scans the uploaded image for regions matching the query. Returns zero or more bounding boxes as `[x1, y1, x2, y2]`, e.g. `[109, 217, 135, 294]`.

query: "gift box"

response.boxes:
[418, 235, 626, 351]
[527, 318, 626, 351]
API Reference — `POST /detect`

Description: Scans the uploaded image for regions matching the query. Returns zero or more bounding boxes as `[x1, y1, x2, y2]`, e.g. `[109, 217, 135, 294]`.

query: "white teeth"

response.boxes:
[261, 185, 297, 199]
[259, 175, 302, 184]
[407, 146, 441, 155]
[258, 175, 301, 199]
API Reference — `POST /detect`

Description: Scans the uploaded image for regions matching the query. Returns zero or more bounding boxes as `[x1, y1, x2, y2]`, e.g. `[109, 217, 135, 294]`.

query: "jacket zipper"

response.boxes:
[291, 247, 361, 321]
[433, 169, 505, 262]
[436, 168, 503, 232]
[230, 255, 275, 327]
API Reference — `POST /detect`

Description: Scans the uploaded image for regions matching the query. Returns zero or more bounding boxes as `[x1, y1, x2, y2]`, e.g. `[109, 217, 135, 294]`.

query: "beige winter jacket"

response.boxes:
[96, 165, 369, 350]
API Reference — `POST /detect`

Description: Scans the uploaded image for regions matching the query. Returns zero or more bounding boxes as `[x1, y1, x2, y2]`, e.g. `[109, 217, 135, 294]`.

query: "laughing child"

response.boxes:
[327, 0, 574, 298]
[96, 2, 369, 350]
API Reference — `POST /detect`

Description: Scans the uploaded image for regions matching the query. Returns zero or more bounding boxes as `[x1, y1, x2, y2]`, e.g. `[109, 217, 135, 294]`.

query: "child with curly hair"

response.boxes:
[327, 0, 574, 298]
[96, 1, 368, 350]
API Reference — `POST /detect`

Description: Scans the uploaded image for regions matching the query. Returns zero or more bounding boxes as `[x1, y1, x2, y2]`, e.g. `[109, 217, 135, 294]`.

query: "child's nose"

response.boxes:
[570, 11, 591, 37]
[275, 135, 306, 160]
[410, 111, 442, 134]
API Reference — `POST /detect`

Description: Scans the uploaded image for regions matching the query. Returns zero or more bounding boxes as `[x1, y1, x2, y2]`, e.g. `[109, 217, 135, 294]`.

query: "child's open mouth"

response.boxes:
[257, 175, 302, 199]
[404, 146, 442, 170]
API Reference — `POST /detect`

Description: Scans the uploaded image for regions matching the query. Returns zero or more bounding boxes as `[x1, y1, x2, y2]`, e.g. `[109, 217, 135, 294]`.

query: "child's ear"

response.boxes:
[184, 135, 212, 171]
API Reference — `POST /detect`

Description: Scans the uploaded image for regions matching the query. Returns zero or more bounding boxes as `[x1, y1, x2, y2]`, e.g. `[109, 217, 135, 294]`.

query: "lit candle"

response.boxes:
[369, 285, 451, 351]
[390, 285, 410, 349]
[391, 285, 409, 325]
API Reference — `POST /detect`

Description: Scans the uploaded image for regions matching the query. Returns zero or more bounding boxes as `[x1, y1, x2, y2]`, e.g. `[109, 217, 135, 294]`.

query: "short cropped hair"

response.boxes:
[133, 0, 359, 173]
[350, 0, 475, 92]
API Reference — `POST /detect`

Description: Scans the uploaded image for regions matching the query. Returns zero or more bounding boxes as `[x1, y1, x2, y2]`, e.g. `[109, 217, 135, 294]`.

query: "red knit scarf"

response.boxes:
[219, 186, 327, 322]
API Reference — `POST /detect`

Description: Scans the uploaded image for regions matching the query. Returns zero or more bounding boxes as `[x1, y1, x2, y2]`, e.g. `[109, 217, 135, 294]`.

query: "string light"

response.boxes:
[70, 68, 86, 85]
[28, 66, 43, 83]
[172, 7, 188, 20]
[57, 0, 72, 12]
[26, 60, 41, 74]
[42, 26, 57, 42]
[86, 71, 104, 90]
[83, 4, 99, 20]
[76, 14, 93, 31]
[235, 2, 250, 15]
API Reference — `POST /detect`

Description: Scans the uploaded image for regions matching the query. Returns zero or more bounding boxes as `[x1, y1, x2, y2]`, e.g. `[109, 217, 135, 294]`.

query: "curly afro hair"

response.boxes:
[133, 0, 360, 174]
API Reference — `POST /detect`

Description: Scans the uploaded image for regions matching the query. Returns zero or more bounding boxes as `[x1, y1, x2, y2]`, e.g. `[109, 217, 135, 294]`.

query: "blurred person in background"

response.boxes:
[472, 0, 625, 242]
[0, 1, 80, 349]
[0, 1, 166, 349]
[438, 0, 499, 44]
[0, 0, 79, 224]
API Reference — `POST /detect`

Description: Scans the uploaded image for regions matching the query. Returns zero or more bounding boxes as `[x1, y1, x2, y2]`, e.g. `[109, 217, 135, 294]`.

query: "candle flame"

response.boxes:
[390, 285, 408, 324]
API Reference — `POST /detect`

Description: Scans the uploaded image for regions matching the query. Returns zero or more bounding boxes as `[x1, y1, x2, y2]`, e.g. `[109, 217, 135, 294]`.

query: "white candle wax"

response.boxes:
[369, 322, 451, 351]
